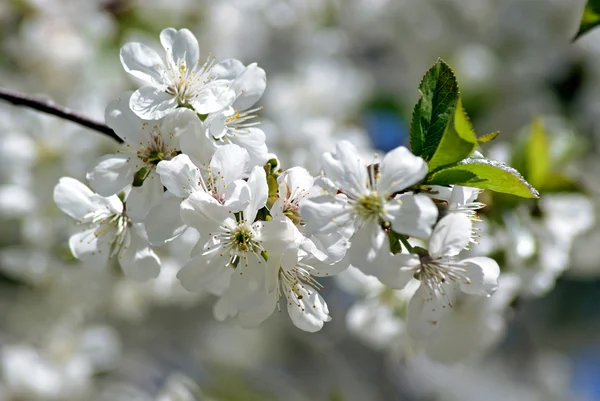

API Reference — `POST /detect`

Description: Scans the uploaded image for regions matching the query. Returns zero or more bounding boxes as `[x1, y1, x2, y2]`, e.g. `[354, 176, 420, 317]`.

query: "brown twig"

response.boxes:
[0, 87, 123, 143]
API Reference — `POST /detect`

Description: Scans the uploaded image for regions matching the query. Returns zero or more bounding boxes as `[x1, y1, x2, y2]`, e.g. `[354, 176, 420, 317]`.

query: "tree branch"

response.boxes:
[0, 87, 123, 143]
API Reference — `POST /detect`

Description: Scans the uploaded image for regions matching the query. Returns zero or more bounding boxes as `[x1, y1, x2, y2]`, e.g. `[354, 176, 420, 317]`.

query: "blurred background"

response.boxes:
[1, 0, 600, 400]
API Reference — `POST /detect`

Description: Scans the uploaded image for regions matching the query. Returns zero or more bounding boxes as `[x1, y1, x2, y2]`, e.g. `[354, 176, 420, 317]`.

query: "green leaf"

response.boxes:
[525, 118, 550, 188]
[426, 158, 539, 198]
[574, 0, 600, 40]
[477, 131, 499, 144]
[410, 59, 459, 159]
[427, 98, 478, 171]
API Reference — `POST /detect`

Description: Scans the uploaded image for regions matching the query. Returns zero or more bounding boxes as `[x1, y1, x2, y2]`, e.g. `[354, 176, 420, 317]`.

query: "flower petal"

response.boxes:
[177, 249, 229, 292]
[428, 213, 472, 258]
[230, 63, 267, 111]
[192, 81, 236, 114]
[180, 190, 235, 233]
[86, 154, 135, 197]
[222, 180, 251, 210]
[300, 194, 354, 234]
[228, 127, 269, 167]
[377, 146, 427, 196]
[120, 43, 166, 87]
[244, 165, 268, 222]
[287, 284, 331, 332]
[376, 253, 420, 289]
[211, 58, 246, 81]
[53, 177, 97, 220]
[159, 28, 199, 70]
[209, 144, 250, 194]
[459, 257, 500, 296]
[145, 196, 187, 246]
[69, 228, 110, 264]
[125, 173, 164, 222]
[130, 86, 177, 120]
[406, 284, 450, 339]
[156, 154, 202, 198]
[322, 140, 368, 198]
[105, 93, 145, 144]
[386, 193, 438, 239]
[348, 219, 385, 272]
[118, 224, 161, 281]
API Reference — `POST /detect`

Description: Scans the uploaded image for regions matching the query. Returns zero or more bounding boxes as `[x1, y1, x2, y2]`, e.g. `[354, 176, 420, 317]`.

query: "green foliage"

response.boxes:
[427, 98, 478, 172]
[525, 118, 551, 189]
[477, 131, 499, 144]
[410, 59, 459, 159]
[574, 0, 600, 40]
[426, 158, 539, 198]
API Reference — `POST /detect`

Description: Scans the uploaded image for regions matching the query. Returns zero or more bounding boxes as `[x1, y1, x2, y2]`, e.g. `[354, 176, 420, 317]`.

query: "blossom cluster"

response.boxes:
[54, 28, 519, 342]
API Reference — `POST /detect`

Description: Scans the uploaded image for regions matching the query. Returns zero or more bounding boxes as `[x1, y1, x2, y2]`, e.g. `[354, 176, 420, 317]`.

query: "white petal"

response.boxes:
[86, 154, 135, 196]
[236, 290, 278, 328]
[180, 190, 235, 232]
[406, 285, 448, 339]
[459, 257, 500, 296]
[69, 228, 110, 263]
[178, 116, 213, 166]
[156, 154, 202, 198]
[209, 144, 250, 194]
[287, 284, 331, 332]
[120, 43, 166, 87]
[230, 63, 266, 111]
[192, 81, 236, 114]
[300, 194, 354, 234]
[244, 165, 268, 222]
[105, 93, 145, 144]
[257, 219, 298, 252]
[130, 86, 177, 120]
[348, 220, 385, 272]
[228, 127, 269, 167]
[211, 58, 246, 81]
[125, 174, 164, 222]
[377, 253, 420, 289]
[386, 194, 438, 239]
[306, 230, 349, 265]
[145, 196, 187, 246]
[428, 213, 472, 258]
[159, 28, 199, 70]
[450, 186, 481, 207]
[177, 249, 229, 292]
[321, 140, 368, 198]
[279, 166, 314, 199]
[222, 180, 251, 210]
[118, 225, 161, 281]
[377, 146, 427, 195]
[53, 177, 97, 220]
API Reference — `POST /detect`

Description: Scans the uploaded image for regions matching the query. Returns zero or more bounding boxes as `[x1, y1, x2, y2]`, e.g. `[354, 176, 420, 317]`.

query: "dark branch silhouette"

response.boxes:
[0, 87, 123, 143]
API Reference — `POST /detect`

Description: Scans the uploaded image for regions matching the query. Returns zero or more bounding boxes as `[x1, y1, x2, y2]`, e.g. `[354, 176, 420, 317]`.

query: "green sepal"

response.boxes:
[410, 58, 459, 159]
[426, 158, 539, 198]
[387, 229, 403, 254]
[132, 167, 150, 187]
[427, 98, 478, 172]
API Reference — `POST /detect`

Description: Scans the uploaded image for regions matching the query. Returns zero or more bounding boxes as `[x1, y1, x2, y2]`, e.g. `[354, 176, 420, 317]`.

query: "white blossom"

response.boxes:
[120, 28, 236, 119]
[53, 177, 161, 281]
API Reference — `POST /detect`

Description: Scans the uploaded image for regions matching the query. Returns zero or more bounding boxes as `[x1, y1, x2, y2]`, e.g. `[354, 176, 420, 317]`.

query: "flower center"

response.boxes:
[137, 129, 177, 167]
[415, 254, 470, 303]
[165, 54, 217, 105]
[229, 224, 259, 253]
[354, 192, 384, 221]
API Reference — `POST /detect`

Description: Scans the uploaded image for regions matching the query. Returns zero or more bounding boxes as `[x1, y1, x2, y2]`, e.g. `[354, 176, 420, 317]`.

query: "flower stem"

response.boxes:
[0, 87, 122, 143]
[398, 234, 414, 252]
